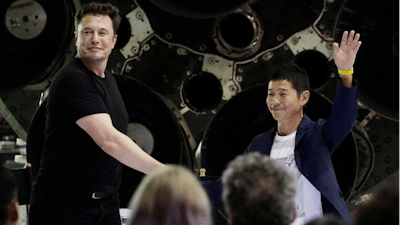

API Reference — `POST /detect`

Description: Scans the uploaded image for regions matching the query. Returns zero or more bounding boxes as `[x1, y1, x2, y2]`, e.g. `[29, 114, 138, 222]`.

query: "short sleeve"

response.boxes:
[55, 73, 108, 122]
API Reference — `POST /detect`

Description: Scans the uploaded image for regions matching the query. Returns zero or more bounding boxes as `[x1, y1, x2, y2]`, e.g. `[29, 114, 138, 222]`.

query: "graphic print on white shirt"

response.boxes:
[270, 131, 323, 225]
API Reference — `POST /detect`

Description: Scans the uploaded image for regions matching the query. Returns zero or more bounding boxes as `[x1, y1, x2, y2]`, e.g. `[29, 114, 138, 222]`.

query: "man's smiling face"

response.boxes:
[75, 14, 117, 64]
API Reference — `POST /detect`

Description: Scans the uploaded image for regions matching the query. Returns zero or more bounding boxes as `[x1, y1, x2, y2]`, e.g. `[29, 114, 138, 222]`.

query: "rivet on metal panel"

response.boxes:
[126, 62, 133, 73]
[208, 57, 216, 64]
[291, 37, 300, 45]
[143, 44, 150, 51]
[229, 85, 237, 92]
[131, 46, 139, 54]
[374, 176, 381, 182]
[326, 42, 333, 50]
[19, 118, 26, 124]
[262, 52, 273, 61]
[200, 45, 207, 51]
[111, 67, 118, 74]
[177, 48, 188, 55]
[385, 137, 392, 143]
[136, 12, 143, 19]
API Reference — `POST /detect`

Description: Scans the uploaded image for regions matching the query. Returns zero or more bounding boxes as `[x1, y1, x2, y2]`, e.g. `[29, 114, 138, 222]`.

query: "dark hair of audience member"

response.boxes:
[355, 182, 399, 225]
[0, 167, 18, 225]
[222, 152, 297, 225]
[305, 215, 349, 225]
[128, 165, 211, 225]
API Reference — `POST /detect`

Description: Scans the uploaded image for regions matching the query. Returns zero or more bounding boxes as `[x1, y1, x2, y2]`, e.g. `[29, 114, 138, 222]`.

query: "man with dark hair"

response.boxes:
[29, 2, 165, 224]
[222, 152, 297, 225]
[0, 167, 18, 225]
[269, 63, 310, 98]
[245, 30, 361, 224]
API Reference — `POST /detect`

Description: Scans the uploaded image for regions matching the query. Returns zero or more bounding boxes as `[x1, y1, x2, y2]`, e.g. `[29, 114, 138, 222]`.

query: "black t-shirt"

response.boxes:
[31, 58, 129, 205]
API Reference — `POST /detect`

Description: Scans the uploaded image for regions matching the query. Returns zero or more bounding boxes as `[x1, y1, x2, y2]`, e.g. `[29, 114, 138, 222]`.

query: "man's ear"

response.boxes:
[301, 90, 310, 106]
[74, 31, 78, 46]
[112, 34, 118, 49]
[10, 201, 19, 224]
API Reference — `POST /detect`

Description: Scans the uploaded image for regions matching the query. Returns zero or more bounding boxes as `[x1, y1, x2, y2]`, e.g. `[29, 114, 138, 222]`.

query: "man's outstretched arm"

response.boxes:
[322, 30, 362, 151]
[76, 113, 166, 174]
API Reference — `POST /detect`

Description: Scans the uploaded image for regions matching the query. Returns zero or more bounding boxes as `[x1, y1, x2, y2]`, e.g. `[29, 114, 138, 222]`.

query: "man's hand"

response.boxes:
[333, 30, 362, 87]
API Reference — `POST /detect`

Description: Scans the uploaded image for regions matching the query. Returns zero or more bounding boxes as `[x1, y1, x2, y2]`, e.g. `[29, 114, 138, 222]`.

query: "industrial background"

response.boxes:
[0, 0, 398, 224]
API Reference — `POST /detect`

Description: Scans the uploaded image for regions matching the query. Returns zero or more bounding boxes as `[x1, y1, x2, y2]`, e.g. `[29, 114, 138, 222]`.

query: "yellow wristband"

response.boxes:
[338, 67, 354, 75]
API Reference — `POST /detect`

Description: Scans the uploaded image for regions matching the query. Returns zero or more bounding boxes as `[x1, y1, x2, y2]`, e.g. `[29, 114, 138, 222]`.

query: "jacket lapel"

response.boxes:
[293, 114, 312, 170]
[262, 128, 276, 155]
[295, 114, 311, 146]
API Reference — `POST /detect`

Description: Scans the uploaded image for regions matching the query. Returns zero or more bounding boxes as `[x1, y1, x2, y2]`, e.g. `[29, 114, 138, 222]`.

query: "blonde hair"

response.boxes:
[128, 165, 211, 225]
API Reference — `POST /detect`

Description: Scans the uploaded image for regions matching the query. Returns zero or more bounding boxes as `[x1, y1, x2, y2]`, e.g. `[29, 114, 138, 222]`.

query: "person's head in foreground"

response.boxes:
[0, 167, 18, 225]
[222, 152, 297, 225]
[304, 215, 348, 225]
[355, 181, 399, 225]
[128, 165, 211, 225]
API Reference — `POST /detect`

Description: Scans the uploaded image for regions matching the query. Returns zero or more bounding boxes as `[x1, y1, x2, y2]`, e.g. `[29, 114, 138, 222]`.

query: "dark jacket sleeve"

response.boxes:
[322, 80, 359, 153]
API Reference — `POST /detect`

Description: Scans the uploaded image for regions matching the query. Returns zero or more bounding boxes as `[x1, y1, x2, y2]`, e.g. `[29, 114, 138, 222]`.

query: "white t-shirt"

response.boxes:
[270, 131, 323, 225]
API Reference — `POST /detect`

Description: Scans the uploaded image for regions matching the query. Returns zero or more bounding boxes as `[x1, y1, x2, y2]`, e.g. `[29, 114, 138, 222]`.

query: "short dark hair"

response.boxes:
[222, 152, 297, 225]
[355, 182, 399, 225]
[75, 2, 122, 34]
[271, 63, 310, 97]
[0, 167, 17, 225]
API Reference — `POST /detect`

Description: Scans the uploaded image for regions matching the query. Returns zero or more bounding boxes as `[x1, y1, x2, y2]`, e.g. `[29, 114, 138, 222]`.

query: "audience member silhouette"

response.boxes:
[304, 215, 348, 225]
[221, 152, 297, 225]
[355, 181, 399, 225]
[0, 167, 18, 225]
[128, 165, 212, 225]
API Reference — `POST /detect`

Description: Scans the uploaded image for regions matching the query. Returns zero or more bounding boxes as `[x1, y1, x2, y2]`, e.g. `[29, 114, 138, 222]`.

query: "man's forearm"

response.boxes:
[100, 130, 166, 174]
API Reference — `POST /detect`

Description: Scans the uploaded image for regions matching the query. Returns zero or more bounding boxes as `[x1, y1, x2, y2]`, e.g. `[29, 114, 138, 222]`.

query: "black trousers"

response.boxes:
[29, 193, 121, 225]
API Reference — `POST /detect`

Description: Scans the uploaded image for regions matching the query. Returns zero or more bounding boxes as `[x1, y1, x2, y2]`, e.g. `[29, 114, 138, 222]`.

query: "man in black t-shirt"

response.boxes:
[29, 3, 166, 225]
